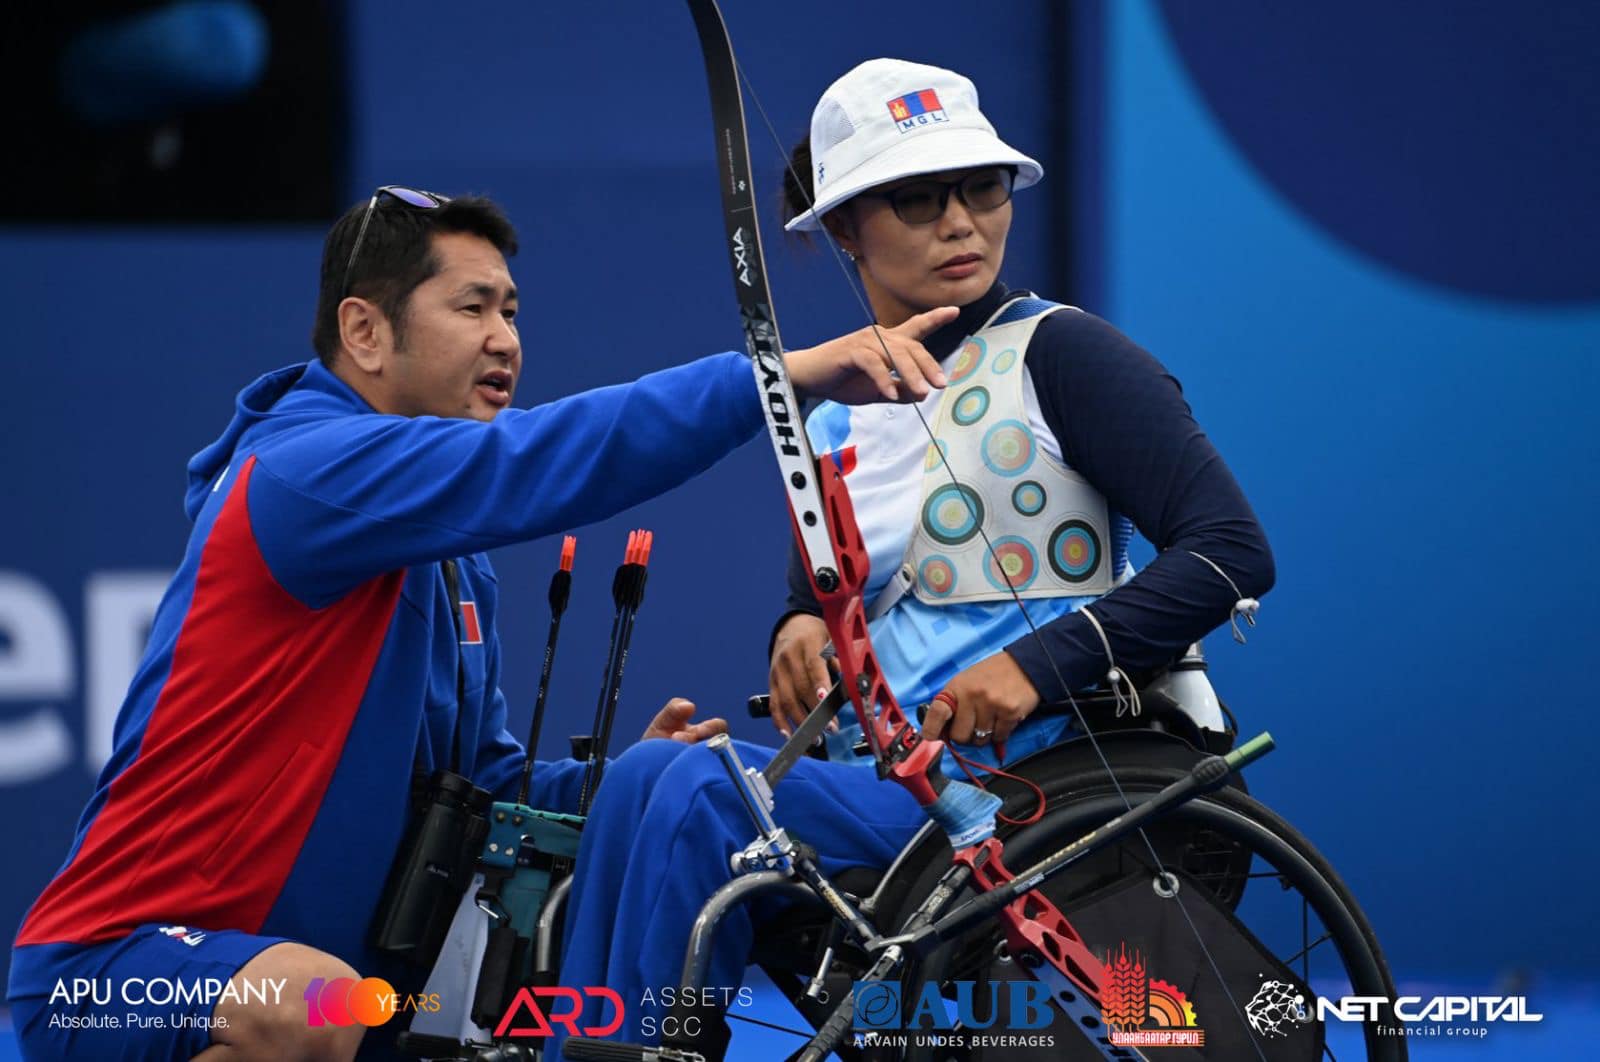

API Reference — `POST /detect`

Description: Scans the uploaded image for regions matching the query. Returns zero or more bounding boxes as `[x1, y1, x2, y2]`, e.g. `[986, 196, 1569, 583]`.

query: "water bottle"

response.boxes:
[1145, 643, 1226, 733]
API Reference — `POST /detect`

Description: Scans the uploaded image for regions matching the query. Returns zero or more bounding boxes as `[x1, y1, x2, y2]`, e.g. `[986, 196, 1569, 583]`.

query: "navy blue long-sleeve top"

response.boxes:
[776, 283, 1275, 699]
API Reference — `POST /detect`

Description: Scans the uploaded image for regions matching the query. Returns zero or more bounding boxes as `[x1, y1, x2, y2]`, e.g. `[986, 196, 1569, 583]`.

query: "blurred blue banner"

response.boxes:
[1, 0, 1594, 1016]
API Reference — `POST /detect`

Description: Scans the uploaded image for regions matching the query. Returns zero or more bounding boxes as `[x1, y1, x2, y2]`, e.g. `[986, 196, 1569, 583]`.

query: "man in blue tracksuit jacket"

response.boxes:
[5, 190, 953, 1061]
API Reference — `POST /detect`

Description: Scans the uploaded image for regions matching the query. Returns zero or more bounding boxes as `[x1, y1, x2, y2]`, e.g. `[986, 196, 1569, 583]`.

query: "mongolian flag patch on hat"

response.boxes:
[887, 88, 948, 131]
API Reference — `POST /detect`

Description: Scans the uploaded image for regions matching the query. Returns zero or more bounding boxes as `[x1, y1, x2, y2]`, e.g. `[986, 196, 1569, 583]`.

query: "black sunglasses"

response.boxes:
[342, 185, 450, 297]
[859, 166, 1016, 225]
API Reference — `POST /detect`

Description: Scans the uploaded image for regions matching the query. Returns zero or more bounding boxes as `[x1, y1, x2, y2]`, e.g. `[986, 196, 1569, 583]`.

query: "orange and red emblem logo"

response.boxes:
[1100, 942, 1205, 1049]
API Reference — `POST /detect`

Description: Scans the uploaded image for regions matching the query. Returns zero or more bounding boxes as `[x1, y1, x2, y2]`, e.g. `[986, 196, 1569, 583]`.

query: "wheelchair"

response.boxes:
[553, 656, 1406, 1062]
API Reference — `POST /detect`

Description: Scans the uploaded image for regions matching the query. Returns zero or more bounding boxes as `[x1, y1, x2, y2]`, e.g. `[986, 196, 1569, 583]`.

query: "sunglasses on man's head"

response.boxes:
[341, 185, 450, 297]
[860, 166, 1016, 226]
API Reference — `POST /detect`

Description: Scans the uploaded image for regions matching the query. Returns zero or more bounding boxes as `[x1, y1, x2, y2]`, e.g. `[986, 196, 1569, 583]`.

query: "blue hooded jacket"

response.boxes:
[11, 351, 761, 989]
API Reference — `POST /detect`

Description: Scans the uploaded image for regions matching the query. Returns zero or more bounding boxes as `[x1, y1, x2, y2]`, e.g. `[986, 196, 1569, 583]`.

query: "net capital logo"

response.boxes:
[1246, 979, 1311, 1038]
[1245, 974, 1543, 1042]
[1323, 996, 1543, 1023]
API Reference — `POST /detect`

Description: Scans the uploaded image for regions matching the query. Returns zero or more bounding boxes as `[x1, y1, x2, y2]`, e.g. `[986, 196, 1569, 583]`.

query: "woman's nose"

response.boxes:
[938, 196, 977, 236]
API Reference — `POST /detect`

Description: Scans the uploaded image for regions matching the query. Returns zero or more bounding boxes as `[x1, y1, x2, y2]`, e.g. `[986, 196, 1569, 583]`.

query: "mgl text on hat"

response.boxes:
[887, 89, 949, 132]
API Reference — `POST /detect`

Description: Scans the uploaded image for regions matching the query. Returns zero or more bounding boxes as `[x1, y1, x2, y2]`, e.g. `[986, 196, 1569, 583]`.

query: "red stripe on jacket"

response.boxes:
[17, 456, 405, 945]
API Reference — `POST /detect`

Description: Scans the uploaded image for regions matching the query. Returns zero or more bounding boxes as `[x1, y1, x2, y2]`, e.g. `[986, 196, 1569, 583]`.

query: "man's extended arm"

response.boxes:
[249, 353, 763, 608]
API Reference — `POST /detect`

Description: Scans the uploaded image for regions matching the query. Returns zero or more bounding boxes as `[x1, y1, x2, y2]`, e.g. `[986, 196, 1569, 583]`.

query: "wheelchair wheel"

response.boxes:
[866, 738, 1405, 1062]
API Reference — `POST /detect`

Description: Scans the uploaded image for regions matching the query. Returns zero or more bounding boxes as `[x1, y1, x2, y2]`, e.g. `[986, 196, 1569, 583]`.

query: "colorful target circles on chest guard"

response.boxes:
[918, 554, 957, 597]
[951, 385, 991, 425]
[1012, 479, 1047, 515]
[1048, 518, 1103, 582]
[949, 336, 987, 382]
[981, 418, 1035, 476]
[984, 535, 1040, 591]
[922, 482, 985, 545]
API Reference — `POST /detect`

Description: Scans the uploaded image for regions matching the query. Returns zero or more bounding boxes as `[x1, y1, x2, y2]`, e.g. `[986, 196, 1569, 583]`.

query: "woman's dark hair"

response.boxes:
[310, 194, 519, 364]
[780, 134, 817, 236]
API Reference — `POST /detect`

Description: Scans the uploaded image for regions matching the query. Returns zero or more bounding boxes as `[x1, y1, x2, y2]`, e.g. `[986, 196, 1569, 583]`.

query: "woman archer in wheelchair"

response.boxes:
[556, 59, 1399, 1061]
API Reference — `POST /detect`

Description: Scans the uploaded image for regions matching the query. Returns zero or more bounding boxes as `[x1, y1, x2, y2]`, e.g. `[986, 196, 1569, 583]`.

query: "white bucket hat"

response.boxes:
[785, 58, 1043, 233]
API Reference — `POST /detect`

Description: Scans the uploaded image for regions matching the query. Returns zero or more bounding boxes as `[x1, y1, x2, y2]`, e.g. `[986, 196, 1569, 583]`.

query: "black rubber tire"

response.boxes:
[868, 753, 1405, 1062]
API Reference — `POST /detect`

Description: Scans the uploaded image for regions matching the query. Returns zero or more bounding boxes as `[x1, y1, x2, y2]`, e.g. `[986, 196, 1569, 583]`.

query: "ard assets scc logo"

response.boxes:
[1100, 943, 1206, 1049]
[495, 987, 624, 1039]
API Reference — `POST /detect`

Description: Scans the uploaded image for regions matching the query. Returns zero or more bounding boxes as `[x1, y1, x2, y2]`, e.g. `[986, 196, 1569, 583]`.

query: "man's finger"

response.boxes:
[922, 697, 951, 741]
[677, 717, 729, 743]
[642, 697, 700, 741]
[646, 698, 693, 734]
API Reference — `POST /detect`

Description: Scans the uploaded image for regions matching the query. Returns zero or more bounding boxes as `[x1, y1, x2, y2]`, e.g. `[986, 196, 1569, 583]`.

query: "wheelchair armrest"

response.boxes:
[1033, 681, 1236, 755]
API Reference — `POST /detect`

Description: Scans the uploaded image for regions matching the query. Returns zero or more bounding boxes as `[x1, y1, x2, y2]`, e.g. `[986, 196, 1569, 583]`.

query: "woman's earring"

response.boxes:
[845, 250, 859, 263]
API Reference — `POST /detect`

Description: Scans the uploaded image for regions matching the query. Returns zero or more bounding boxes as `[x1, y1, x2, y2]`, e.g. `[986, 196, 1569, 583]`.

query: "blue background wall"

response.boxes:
[2, 0, 1595, 1032]
[1102, 0, 1600, 979]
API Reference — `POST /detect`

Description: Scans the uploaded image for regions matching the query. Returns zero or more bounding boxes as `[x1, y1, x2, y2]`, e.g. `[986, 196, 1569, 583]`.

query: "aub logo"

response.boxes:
[853, 980, 1052, 1030]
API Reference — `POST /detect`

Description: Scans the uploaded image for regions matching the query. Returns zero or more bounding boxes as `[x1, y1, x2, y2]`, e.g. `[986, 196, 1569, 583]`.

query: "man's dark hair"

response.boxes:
[310, 193, 519, 364]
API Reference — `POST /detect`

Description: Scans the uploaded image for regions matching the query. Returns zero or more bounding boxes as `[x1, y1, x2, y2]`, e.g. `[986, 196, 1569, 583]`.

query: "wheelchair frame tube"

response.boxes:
[912, 738, 1274, 953]
[676, 871, 819, 993]
[863, 821, 938, 916]
[535, 873, 575, 983]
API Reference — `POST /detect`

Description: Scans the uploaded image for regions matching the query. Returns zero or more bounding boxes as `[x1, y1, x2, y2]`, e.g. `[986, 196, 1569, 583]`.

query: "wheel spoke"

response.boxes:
[1303, 895, 1312, 984]
[1282, 930, 1334, 969]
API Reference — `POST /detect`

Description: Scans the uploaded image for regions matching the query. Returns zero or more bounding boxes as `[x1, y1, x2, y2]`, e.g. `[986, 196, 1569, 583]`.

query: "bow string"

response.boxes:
[682, 3, 1270, 1058]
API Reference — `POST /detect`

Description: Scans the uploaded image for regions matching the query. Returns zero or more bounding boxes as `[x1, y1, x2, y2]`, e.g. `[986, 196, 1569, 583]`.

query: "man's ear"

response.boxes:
[337, 296, 386, 375]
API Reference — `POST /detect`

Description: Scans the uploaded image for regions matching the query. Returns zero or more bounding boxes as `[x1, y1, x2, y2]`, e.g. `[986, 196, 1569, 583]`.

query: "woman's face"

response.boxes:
[829, 166, 1013, 326]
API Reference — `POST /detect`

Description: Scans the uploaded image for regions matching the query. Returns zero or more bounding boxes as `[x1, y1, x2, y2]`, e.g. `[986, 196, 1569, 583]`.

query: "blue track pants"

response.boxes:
[556, 738, 929, 1047]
